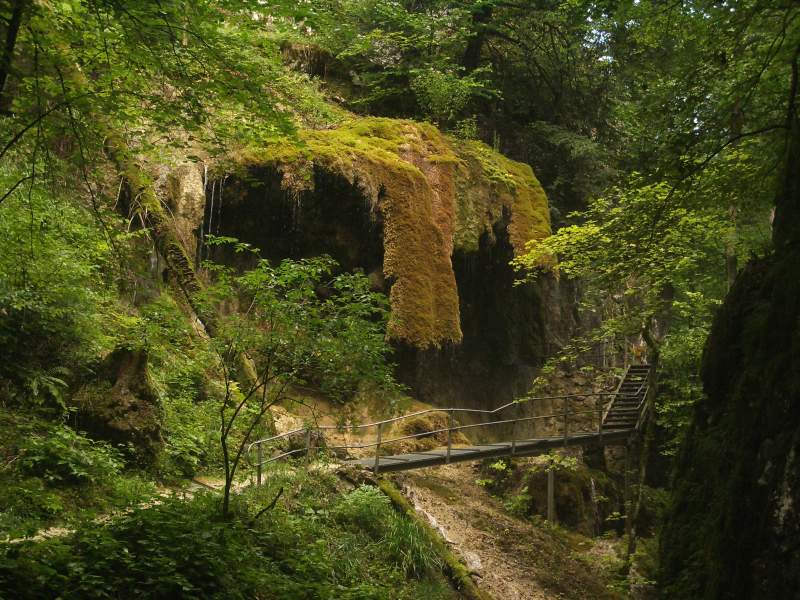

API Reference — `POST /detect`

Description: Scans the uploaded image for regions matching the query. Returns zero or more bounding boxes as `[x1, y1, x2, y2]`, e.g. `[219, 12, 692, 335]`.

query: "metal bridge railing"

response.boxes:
[247, 379, 649, 483]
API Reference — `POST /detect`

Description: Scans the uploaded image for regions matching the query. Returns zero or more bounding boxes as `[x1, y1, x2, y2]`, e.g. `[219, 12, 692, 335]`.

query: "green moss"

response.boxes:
[452, 139, 550, 256]
[229, 117, 551, 348]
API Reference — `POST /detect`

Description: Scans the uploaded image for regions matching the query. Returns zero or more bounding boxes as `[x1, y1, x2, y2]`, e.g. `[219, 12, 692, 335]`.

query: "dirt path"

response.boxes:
[394, 463, 619, 600]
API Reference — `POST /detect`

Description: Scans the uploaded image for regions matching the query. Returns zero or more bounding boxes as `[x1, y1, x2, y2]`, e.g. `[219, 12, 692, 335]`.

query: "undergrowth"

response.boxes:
[0, 410, 157, 541]
[0, 469, 456, 599]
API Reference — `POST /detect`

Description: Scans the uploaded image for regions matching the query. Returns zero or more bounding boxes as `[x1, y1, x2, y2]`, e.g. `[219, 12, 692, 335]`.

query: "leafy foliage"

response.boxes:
[0, 409, 157, 541]
[0, 472, 451, 599]
[203, 249, 401, 407]
[513, 171, 769, 446]
[197, 245, 403, 515]
[409, 66, 493, 124]
[264, 0, 480, 119]
[0, 167, 118, 412]
[17, 425, 124, 486]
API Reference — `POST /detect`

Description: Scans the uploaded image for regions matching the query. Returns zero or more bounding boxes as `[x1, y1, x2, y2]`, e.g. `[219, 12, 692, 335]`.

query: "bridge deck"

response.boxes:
[348, 428, 633, 473]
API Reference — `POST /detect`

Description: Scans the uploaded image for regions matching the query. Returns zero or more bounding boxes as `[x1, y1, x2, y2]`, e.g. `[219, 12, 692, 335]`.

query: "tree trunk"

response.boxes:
[461, 3, 493, 73]
[725, 206, 738, 291]
[626, 348, 658, 560]
[0, 0, 28, 112]
[773, 45, 800, 250]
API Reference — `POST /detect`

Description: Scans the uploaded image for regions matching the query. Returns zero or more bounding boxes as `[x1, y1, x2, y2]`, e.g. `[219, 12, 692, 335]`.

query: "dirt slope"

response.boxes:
[394, 463, 622, 600]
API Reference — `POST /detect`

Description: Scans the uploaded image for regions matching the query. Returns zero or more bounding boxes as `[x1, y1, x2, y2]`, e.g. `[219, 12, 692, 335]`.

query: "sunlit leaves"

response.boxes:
[199, 252, 400, 405]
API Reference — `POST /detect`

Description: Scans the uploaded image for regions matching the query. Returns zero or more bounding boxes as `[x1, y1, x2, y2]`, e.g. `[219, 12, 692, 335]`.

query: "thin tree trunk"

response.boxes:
[773, 44, 800, 249]
[0, 0, 28, 112]
[626, 348, 659, 559]
[725, 206, 738, 291]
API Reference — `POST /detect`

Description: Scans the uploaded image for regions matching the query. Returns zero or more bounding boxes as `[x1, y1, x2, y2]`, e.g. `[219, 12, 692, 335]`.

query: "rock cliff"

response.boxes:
[166, 117, 569, 409]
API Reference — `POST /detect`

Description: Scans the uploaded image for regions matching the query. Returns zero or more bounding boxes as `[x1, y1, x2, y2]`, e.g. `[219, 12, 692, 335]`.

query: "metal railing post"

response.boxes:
[511, 400, 521, 455]
[374, 422, 383, 474]
[597, 396, 603, 445]
[257, 443, 263, 486]
[563, 397, 569, 447]
[305, 427, 312, 467]
[446, 411, 453, 464]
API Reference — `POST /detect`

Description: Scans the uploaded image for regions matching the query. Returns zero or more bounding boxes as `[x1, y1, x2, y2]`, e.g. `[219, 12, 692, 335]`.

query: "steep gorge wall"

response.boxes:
[660, 250, 800, 599]
[660, 109, 800, 598]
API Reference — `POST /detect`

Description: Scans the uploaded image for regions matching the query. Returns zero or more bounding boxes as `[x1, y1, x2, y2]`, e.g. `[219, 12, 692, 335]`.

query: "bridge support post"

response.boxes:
[563, 398, 569, 447]
[257, 443, 263, 486]
[374, 422, 383, 474]
[547, 467, 556, 523]
[305, 427, 312, 467]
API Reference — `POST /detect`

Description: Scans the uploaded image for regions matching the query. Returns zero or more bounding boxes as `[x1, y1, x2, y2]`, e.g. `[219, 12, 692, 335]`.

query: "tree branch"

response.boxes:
[0, 173, 32, 207]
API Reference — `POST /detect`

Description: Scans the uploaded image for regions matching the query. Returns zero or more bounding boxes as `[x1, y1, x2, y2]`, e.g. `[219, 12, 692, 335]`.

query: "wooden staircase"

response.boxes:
[602, 364, 649, 430]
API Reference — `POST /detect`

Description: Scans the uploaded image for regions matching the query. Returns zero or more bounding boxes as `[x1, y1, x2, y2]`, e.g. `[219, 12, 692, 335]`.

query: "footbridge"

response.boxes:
[248, 365, 650, 481]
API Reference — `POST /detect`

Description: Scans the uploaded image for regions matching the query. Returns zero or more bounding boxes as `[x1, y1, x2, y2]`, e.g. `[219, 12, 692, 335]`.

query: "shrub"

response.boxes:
[0, 172, 117, 411]
[333, 486, 441, 577]
[0, 482, 448, 599]
[18, 425, 123, 486]
[0, 494, 257, 600]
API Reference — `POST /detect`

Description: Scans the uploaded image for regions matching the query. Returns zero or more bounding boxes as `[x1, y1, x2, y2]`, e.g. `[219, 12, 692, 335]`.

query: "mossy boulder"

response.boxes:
[490, 455, 623, 537]
[226, 117, 551, 349]
[387, 411, 470, 454]
[71, 348, 162, 464]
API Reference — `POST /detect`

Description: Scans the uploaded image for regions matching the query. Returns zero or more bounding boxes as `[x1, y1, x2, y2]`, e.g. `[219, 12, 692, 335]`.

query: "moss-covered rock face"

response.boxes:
[660, 249, 800, 598]
[71, 348, 163, 464]
[225, 117, 551, 349]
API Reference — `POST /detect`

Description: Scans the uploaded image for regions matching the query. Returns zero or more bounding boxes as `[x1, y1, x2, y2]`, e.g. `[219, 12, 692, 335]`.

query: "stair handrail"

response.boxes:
[248, 404, 612, 474]
[601, 365, 650, 424]
[247, 397, 641, 475]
